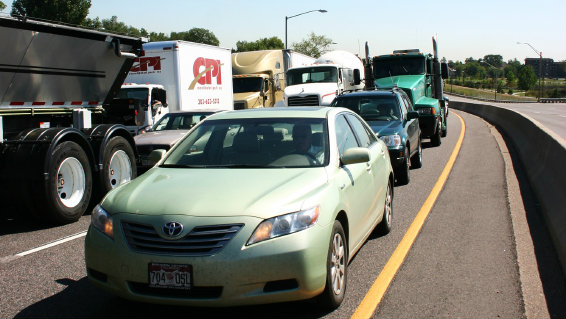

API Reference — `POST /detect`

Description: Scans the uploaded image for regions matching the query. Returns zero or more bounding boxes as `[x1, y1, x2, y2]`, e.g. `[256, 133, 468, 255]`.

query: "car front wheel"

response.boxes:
[318, 220, 348, 310]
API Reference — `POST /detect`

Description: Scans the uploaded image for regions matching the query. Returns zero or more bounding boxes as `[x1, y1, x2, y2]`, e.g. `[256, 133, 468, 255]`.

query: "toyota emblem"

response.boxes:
[162, 222, 183, 238]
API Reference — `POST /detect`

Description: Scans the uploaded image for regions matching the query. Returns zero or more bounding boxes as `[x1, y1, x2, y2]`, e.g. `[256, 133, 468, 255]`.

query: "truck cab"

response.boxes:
[232, 74, 276, 109]
[283, 51, 364, 106]
[110, 83, 168, 134]
[372, 47, 449, 146]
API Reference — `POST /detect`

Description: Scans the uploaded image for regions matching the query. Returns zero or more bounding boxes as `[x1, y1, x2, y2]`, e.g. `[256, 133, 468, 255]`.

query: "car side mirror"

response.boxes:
[407, 111, 419, 120]
[149, 149, 167, 165]
[341, 147, 370, 165]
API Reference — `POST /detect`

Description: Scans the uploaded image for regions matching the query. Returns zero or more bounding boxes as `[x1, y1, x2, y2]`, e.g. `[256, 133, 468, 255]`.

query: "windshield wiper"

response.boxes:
[159, 164, 206, 168]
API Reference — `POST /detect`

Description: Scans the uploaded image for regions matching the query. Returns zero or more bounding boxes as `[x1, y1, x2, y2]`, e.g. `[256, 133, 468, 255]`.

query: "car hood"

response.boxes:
[366, 120, 402, 137]
[375, 75, 425, 91]
[134, 130, 189, 147]
[102, 167, 329, 220]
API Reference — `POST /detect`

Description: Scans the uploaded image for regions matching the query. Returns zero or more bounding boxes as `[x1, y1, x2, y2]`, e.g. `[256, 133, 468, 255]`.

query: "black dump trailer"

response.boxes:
[0, 16, 144, 224]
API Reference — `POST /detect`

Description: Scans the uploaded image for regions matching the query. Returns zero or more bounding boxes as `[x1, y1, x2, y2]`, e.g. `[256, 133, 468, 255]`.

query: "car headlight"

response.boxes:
[379, 134, 402, 147]
[247, 206, 320, 245]
[91, 204, 114, 239]
[416, 107, 435, 115]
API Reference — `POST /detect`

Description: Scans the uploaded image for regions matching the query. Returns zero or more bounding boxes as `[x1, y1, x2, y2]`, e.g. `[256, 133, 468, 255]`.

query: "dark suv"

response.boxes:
[330, 88, 422, 185]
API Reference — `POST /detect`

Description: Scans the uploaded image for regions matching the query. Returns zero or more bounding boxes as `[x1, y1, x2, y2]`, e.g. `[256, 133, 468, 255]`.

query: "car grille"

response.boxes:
[287, 95, 319, 106]
[122, 221, 244, 256]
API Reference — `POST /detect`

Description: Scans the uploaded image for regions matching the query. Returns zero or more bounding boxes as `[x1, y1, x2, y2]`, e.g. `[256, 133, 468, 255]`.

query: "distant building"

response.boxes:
[524, 58, 566, 78]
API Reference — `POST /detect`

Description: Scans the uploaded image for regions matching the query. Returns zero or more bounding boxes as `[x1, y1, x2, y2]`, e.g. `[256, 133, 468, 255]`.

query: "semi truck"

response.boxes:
[370, 37, 449, 146]
[118, 41, 234, 133]
[283, 50, 364, 106]
[0, 16, 144, 224]
[231, 49, 314, 109]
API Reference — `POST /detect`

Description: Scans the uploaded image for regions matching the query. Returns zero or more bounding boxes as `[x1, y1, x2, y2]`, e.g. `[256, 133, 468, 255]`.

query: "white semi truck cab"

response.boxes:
[283, 50, 364, 106]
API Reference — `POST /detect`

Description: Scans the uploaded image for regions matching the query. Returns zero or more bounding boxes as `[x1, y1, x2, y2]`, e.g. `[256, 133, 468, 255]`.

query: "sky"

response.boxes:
[2, 0, 565, 62]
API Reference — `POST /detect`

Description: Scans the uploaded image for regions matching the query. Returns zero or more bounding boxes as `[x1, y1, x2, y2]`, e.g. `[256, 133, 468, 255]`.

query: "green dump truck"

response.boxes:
[371, 38, 449, 146]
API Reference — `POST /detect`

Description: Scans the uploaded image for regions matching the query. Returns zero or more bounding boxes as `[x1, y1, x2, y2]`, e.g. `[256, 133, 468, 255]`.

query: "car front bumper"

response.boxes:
[85, 213, 331, 307]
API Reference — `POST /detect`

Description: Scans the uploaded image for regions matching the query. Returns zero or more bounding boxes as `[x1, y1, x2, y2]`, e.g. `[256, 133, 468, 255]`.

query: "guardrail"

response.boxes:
[446, 93, 566, 104]
[450, 99, 566, 276]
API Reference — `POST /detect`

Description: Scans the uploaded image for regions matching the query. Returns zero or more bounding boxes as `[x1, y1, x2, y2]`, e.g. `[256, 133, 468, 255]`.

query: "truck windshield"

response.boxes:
[286, 66, 338, 86]
[233, 77, 263, 93]
[373, 56, 425, 78]
[116, 88, 150, 101]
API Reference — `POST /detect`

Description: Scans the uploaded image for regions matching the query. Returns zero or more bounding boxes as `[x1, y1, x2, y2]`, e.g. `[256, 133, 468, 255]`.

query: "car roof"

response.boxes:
[336, 90, 399, 98]
[208, 107, 346, 120]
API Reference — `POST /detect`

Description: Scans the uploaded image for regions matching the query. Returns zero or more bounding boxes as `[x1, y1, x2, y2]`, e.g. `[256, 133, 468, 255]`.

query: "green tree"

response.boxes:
[482, 54, 503, 68]
[11, 0, 91, 25]
[517, 65, 537, 91]
[292, 32, 333, 58]
[0, 1, 6, 11]
[171, 28, 219, 46]
[234, 37, 284, 52]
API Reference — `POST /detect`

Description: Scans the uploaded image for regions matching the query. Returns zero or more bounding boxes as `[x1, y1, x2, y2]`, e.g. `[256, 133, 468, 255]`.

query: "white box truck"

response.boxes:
[283, 50, 365, 106]
[116, 41, 234, 133]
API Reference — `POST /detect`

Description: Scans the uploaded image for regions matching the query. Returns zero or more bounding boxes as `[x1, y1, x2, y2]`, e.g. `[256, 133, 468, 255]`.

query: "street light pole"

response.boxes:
[483, 60, 498, 101]
[285, 9, 327, 50]
[517, 42, 543, 101]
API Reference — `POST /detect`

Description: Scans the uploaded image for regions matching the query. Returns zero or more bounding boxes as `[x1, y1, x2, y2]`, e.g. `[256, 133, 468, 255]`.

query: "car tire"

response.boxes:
[395, 151, 410, 186]
[99, 136, 136, 195]
[410, 139, 423, 169]
[45, 141, 92, 224]
[431, 121, 442, 146]
[375, 179, 393, 235]
[441, 112, 448, 137]
[318, 220, 348, 310]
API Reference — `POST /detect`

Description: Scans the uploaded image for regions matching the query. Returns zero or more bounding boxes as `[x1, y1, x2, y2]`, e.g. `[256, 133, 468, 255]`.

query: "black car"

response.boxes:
[330, 88, 422, 185]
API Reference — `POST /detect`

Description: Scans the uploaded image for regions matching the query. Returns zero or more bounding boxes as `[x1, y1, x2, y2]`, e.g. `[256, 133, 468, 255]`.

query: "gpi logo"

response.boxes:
[130, 56, 163, 72]
[189, 58, 222, 90]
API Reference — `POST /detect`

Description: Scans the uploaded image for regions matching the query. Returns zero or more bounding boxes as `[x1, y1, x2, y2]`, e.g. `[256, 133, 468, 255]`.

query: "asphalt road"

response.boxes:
[1, 110, 564, 318]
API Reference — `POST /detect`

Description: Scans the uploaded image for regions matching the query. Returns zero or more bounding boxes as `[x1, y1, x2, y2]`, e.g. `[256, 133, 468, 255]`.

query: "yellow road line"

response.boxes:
[351, 112, 466, 319]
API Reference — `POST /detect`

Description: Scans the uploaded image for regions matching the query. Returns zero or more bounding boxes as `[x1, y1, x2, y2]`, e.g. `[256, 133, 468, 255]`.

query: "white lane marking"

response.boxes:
[15, 231, 87, 257]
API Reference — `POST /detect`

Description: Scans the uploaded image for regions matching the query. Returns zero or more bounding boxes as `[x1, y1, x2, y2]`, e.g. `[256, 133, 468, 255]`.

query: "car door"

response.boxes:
[345, 113, 388, 228]
[400, 93, 420, 154]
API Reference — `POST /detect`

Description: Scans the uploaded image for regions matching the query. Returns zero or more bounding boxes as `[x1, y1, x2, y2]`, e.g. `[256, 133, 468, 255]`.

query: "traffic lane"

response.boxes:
[326, 112, 464, 319]
[376, 111, 523, 318]
[0, 214, 90, 258]
[2, 114, 462, 318]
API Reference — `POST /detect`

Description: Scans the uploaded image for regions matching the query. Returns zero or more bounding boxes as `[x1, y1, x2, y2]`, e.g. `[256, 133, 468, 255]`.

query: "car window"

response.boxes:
[163, 117, 328, 168]
[332, 95, 401, 121]
[345, 114, 373, 148]
[335, 115, 360, 156]
[398, 94, 408, 117]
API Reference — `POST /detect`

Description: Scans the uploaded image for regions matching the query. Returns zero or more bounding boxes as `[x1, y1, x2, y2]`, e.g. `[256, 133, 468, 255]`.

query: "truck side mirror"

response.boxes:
[441, 62, 449, 79]
[353, 69, 361, 85]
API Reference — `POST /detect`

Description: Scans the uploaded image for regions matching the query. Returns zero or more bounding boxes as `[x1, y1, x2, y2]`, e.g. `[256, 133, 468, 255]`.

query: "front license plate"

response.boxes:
[148, 263, 192, 290]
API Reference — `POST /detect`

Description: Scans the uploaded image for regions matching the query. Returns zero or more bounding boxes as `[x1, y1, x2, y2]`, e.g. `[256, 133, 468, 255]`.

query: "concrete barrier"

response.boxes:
[450, 99, 566, 276]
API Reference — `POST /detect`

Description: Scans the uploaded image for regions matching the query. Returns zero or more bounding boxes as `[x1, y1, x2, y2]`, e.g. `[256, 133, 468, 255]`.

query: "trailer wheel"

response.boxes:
[100, 136, 136, 194]
[46, 141, 92, 224]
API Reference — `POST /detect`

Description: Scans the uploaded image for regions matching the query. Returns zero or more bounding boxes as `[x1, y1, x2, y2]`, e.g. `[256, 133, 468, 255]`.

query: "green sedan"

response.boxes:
[85, 107, 394, 309]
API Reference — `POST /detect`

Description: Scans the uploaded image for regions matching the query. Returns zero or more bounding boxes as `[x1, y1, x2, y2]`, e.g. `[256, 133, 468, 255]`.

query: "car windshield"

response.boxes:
[152, 112, 214, 131]
[162, 117, 328, 168]
[373, 56, 425, 78]
[233, 77, 264, 93]
[286, 66, 338, 86]
[331, 95, 401, 121]
[116, 88, 150, 101]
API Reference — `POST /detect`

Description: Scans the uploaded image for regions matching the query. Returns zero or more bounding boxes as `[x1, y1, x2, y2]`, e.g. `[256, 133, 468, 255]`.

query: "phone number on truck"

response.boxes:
[197, 98, 220, 105]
